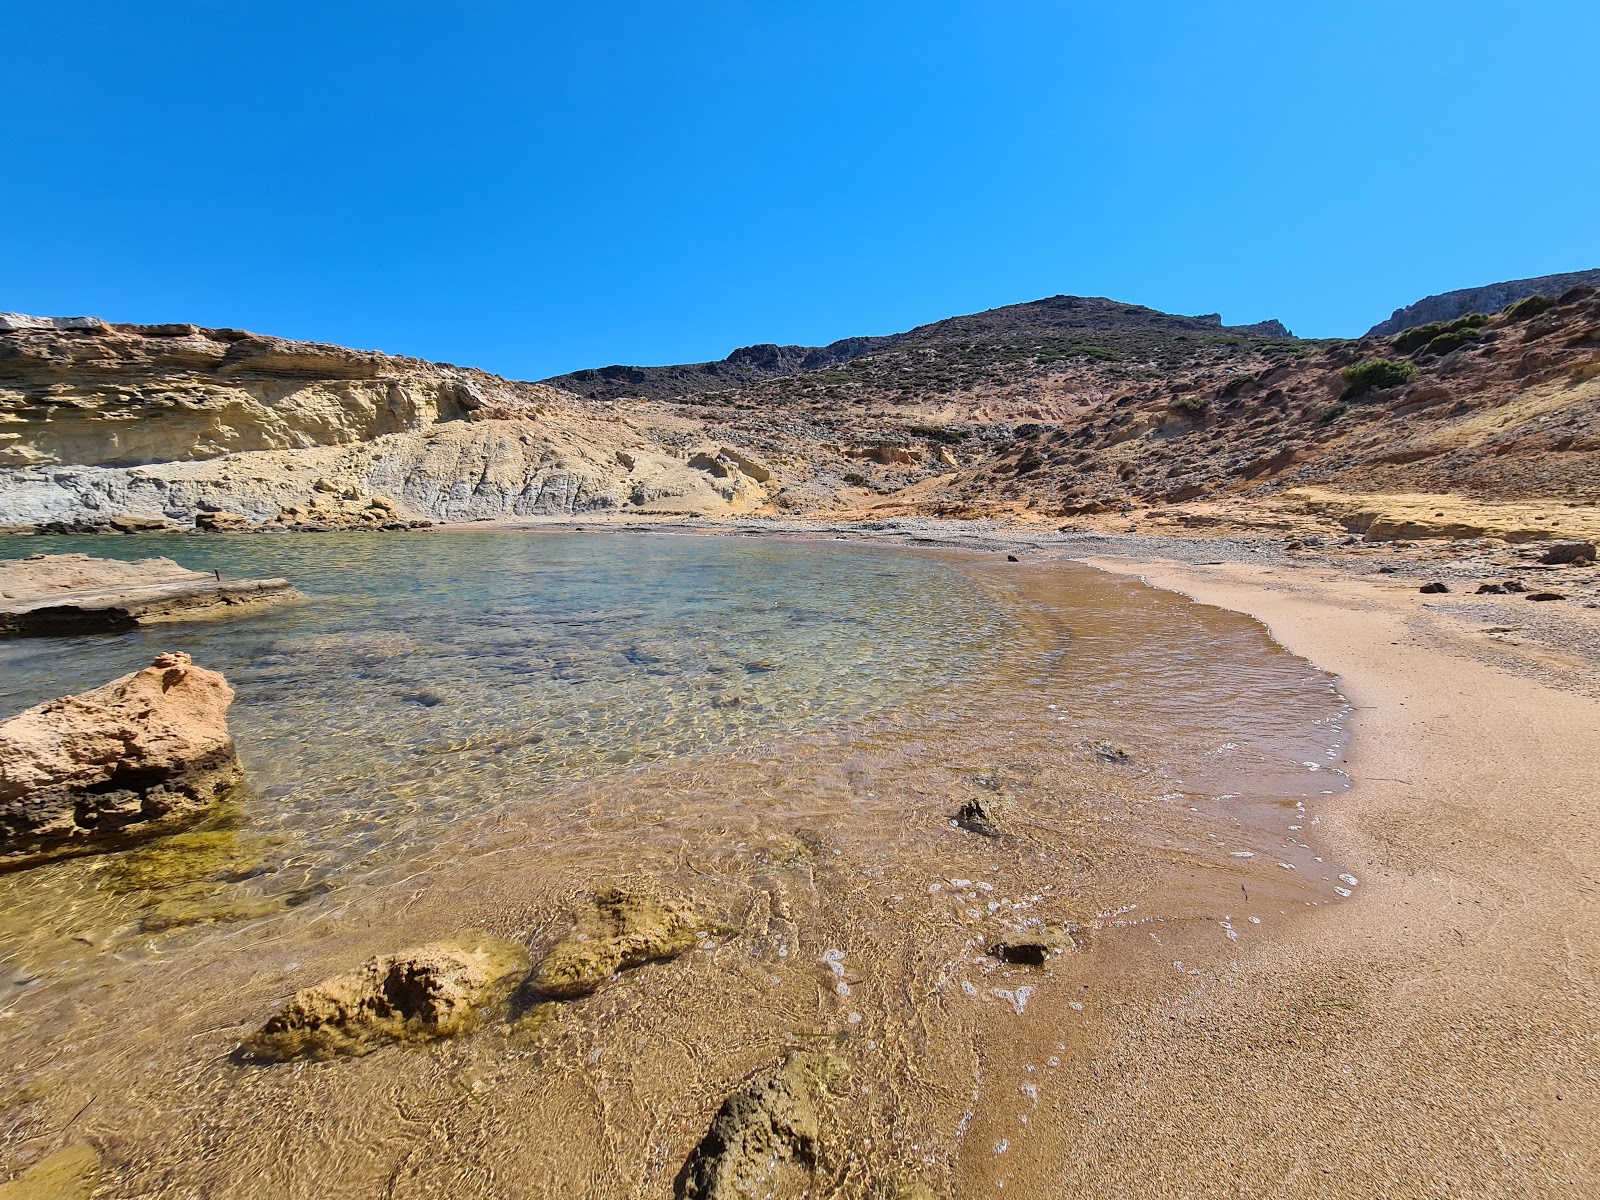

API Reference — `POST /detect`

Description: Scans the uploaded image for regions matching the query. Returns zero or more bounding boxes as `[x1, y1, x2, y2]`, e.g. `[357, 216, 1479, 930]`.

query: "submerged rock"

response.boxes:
[988, 923, 1084, 965]
[954, 796, 1002, 837]
[0, 1143, 99, 1200]
[0, 653, 241, 867]
[675, 1051, 843, 1200]
[529, 886, 702, 999]
[243, 936, 530, 1062]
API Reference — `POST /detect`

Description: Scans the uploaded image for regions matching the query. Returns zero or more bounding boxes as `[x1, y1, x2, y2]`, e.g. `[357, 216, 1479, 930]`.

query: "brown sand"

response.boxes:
[1069, 556, 1600, 1199]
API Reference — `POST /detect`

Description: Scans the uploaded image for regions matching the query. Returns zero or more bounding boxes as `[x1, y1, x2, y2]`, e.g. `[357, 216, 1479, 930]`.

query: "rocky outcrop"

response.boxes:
[243, 937, 531, 1062]
[0, 554, 296, 636]
[0, 316, 557, 469]
[1367, 269, 1600, 337]
[528, 886, 703, 999]
[0, 652, 241, 866]
[675, 1051, 843, 1200]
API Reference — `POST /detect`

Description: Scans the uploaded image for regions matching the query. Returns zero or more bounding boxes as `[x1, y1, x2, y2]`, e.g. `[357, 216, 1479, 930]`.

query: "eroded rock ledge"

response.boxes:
[0, 553, 297, 637]
[0, 652, 242, 866]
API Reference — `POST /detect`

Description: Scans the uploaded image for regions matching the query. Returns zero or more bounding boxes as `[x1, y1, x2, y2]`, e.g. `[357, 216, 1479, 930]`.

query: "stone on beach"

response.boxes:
[529, 886, 703, 999]
[0, 652, 241, 866]
[243, 937, 531, 1062]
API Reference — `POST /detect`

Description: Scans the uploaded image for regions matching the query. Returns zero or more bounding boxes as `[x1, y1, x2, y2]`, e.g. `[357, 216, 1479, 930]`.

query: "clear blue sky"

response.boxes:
[4, 2, 1596, 379]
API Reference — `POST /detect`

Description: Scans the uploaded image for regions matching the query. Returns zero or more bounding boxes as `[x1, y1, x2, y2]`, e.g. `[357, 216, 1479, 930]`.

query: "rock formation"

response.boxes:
[1366, 269, 1600, 337]
[3, 275, 1597, 533]
[529, 886, 703, 999]
[675, 1051, 842, 1200]
[243, 937, 531, 1062]
[0, 652, 241, 866]
[0, 553, 296, 636]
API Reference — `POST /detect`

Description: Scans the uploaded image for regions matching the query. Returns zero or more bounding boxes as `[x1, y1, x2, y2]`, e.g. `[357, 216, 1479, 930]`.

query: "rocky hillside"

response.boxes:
[546, 295, 1298, 403]
[1367, 269, 1600, 337]
[2, 278, 1596, 537]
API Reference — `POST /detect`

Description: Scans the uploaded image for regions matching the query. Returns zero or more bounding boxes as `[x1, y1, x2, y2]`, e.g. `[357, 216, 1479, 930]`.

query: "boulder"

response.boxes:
[243, 937, 530, 1062]
[529, 886, 703, 999]
[1540, 541, 1597, 566]
[675, 1051, 843, 1200]
[0, 653, 241, 866]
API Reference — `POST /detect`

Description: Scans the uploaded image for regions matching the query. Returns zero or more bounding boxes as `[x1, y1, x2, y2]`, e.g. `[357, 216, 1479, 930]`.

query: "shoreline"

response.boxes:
[1064, 554, 1600, 1197]
[1, 522, 1597, 1194]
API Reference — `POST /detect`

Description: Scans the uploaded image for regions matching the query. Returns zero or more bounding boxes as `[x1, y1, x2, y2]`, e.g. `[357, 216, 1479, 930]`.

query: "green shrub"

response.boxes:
[1504, 294, 1554, 322]
[1420, 328, 1481, 356]
[1341, 359, 1415, 398]
[1392, 313, 1487, 355]
[1169, 394, 1208, 415]
[909, 424, 968, 443]
[842, 472, 868, 487]
[1060, 344, 1123, 362]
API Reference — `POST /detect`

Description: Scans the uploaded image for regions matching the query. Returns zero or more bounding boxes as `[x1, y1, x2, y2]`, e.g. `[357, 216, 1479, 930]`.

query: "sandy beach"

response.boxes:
[1067, 554, 1600, 1198]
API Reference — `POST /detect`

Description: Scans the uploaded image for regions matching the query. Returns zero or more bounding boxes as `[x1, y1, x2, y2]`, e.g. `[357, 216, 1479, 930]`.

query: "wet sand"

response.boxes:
[1077, 555, 1600, 1199]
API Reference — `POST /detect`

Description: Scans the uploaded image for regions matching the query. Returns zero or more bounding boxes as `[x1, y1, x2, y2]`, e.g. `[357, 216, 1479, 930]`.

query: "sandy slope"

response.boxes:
[1073, 557, 1600, 1198]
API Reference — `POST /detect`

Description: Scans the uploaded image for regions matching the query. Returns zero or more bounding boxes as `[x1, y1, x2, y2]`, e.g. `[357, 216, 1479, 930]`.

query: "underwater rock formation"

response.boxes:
[243, 937, 531, 1062]
[529, 886, 703, 999]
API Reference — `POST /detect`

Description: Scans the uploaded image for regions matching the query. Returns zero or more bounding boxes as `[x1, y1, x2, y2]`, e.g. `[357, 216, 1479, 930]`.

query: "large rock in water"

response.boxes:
[243, 937, 531, 1062]
[0, 652, 241, 866]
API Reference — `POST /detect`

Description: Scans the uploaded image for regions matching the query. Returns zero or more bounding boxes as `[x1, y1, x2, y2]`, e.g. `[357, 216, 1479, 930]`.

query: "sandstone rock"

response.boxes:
[1525, 591, 1566, 602]
[529, 886, 702, 999]
[0, 653, 241, 865]
[194, 510, 249, 530]
[243, 936, 530, 1062]
[0, 1143, 100, 1200]
[675, 1051, 843, 1200]
[0, 554, 295, 636]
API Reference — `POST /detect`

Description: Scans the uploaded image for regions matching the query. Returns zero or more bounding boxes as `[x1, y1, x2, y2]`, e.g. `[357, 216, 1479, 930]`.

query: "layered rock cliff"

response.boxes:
[0, 316, 779, 530]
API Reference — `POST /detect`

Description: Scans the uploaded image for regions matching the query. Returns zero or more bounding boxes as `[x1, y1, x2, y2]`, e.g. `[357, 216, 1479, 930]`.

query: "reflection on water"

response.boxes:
[0, 531, 1349, 1199]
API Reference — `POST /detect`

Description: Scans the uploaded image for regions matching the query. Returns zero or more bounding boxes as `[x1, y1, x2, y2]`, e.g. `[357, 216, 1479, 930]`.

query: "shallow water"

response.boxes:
[0, 530, 1350, 1198]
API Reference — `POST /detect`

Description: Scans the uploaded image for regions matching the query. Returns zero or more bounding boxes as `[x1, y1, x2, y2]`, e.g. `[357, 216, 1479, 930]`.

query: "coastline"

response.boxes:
[1065, 555, 1600, 1198]
[1, 521, 1597, 1195]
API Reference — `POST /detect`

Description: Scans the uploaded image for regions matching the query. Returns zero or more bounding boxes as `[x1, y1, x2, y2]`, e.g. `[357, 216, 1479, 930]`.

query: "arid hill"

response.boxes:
[1366, 268, 1600, 337]
[545, 294, 1298, 403]
[1, 278, 1596, 539]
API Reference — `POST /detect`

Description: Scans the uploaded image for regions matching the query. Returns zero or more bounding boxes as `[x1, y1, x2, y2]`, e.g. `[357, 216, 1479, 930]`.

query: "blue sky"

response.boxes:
[4, 2, 1596, 379]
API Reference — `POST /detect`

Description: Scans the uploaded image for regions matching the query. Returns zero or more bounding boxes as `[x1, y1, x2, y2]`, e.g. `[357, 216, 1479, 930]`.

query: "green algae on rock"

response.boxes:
[0, 1144, 99, 1200]
[675, 1051, 845, 1200]
[243, 936, 530, 1063]
[529, 886, 704, 1000]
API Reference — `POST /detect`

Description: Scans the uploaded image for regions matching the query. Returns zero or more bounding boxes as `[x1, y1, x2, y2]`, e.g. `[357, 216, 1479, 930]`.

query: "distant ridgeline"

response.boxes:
[1367, 269, 1600, 338]
[543, 295, 1299, 403]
